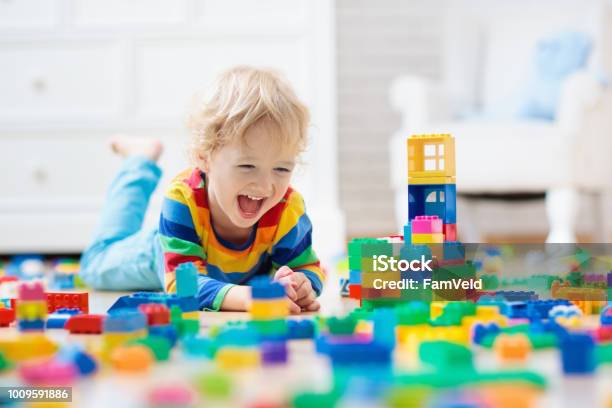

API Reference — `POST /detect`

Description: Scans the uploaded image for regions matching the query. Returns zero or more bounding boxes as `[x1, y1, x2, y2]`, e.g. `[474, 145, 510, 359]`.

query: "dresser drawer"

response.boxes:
[0, 42, 122, 122]
[0, 137, 121, 210]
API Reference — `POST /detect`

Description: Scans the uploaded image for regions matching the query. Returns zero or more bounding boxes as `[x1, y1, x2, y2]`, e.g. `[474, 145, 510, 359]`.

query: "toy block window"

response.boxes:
[407, 134, 455, 179]
[426, 192, 438, 202]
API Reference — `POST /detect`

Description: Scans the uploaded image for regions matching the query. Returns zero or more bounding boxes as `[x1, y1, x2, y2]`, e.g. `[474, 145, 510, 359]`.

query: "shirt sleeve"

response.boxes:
[158, 181, 234, 310]
[269, 192, 325, 296]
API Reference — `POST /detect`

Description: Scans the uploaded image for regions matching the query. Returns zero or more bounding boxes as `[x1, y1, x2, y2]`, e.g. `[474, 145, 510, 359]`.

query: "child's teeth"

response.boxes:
[247, 195, 263, 200]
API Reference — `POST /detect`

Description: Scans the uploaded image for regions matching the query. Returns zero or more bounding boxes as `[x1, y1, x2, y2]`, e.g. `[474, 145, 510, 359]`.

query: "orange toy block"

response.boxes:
[494, 334, 531, 363]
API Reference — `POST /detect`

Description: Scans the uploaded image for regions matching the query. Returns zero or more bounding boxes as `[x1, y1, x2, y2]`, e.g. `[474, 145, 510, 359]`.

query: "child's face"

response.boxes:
[203, 120, 298, 234]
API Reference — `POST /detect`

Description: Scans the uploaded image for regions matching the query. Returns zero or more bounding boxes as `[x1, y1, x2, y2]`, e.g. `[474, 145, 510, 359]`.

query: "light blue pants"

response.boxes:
[80, 157, 164, 290]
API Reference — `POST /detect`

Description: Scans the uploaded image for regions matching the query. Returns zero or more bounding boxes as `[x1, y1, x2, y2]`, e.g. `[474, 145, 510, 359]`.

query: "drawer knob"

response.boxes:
[31, 77, 47, 93]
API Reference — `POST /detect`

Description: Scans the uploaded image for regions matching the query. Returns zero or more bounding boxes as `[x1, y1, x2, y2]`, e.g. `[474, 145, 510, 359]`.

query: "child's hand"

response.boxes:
[273, 266, 320, 313]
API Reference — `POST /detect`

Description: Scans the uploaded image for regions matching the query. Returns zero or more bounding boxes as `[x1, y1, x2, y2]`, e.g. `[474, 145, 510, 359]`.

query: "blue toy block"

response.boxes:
[107, 291, 199, 313]
[46, 309, 81, 329]
[349, 270, 362, 285]
[288, 319, 315, 340]
[495, 291, 538, 302]
[58, 346, 97, 376]
[325, 340, 392, 366]
[559, 333, 596, 374]
[176, 262, 198, 298]
[373, 309, 396, 349]
[601, 305, 611, 326]
[53, 274, 75, 290]
[407, 183, 456, 224]
[250, 277, 285, 299]
[443, 242, 465, 261]
[526, 300, 571, 320]
[403, 223, 412, 244]
[104, 310, 147, 333]
[18, 319, 45, 331]
[501, 302, 528, 318]
[149, 324, 178, 347]
[473, 323, 500, 345]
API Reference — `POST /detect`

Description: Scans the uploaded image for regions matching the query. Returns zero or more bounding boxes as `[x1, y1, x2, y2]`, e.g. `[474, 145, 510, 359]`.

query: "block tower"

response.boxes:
[16, 282, 47, 331]
[404, 134, 457, 244]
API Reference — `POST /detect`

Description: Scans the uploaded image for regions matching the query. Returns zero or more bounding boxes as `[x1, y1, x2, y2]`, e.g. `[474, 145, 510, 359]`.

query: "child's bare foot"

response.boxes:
[109, 136, 163, 162]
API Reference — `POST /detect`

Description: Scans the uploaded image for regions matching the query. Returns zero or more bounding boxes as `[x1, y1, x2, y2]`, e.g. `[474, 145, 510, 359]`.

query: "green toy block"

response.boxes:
[176, 319, 200, 338]
[0, 351, 12, 371]
[326, 316, 357, 335]
[292, 391, 339, 408]
[419, 341, 474, 372]
[249, 319, 288, 336]
[194, 372, 232, 399]
[597, 343, 612, 364]
[128, 336, 171, 361]
[480, 275, 500, 290]
[395, 302, 430, 326]
[385, 386, 432, 408]
[527, 333, 558, 349]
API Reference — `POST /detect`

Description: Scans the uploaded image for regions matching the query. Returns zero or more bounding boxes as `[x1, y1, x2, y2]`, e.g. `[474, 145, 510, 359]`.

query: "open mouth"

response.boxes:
[237, 194, 266, 219]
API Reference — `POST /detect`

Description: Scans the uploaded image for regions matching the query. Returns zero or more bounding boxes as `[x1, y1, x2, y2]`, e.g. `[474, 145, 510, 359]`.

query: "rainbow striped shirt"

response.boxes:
[159, 168, 324, 310]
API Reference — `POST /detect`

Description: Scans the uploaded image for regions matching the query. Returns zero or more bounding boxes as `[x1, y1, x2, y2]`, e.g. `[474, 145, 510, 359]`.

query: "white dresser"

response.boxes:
[0, 0, 344, 264]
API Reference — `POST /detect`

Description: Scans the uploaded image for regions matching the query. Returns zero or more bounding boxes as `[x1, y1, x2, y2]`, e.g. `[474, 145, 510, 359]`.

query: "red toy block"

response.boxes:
[412, 215, 443, 234]
[138, 303, 170, 326]
[0, 307, 15, 327]
[348, 284, 361, 300]
[18, 281, 45, 301]
[65, 314, 105, 334]
[443, 223, 457, 242]
[0, 276, 18, 285]
[46, 292, 89, 314]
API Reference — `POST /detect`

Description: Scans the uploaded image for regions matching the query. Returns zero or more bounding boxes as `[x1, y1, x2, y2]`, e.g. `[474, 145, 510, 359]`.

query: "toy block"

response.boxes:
[419, 341, 473, 371]
[18, 281, 45, 301]
[493, 334, 531, 363]
[46, 308, 81, 329]
[262, 341, 288, 365]
[559, 333, 596, 374]
[324, 340, 392, 366]
[249, 299, 289, 320]
[411, 215, 443, 234]
[407, 134, 456, 180]
[601, 305, 612, 325]
[443, 223, 457, 242]
[128, 336, 171, 361]
[348, 284, 361, 300]
[18, 319, 45, 331]
[149, 324, 178, 347]
[182, 335, 214, 358]
[57, 346, 98, 377]
[0, 307, 15, 327]
[411, 233, 444, 244]
[111, 344, 154, 372]
[19, 358, 78, 386]
[16, 300, 47, 320]
[251, 277, 285, 299]
[408, 184, 456, 224]
[403, 224, 412, 243]
[349, 269, 362, 284]
[46, 292, 89, 314]
[148, 384, 196, 407]
[287, 319, 315, 339]
[0, 334, 58, 361]
[66, 314, 105, 334]
[138, 303, 170, 326]
[408, 176, 456, 185]
[250, 319, 288, 339]
[175, 262, 198, 298]
[104, 310, 147, 333]
[216, 347, 260, 369]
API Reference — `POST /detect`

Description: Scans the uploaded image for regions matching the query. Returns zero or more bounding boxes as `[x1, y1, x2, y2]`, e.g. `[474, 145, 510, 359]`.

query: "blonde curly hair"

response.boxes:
[187, 66, 310, 167]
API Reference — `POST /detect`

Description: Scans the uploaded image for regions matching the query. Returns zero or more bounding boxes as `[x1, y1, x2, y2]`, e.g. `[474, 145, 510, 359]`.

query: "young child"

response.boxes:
[80, 66, 324, 313]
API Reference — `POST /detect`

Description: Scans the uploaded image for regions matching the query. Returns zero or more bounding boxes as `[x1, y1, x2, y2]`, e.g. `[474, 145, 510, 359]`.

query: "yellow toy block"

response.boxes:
[407, 134, 456, 180]
[408, 176, 456, 185]
[16, 301, 47, 320]
[0, 333, 58, 361]
[102, 330, 147, 359]
[411, 233, 443, 244]
[249, 299, 289, 320]
[216, 347, 260, 369]
[182, 311, 200, 320]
